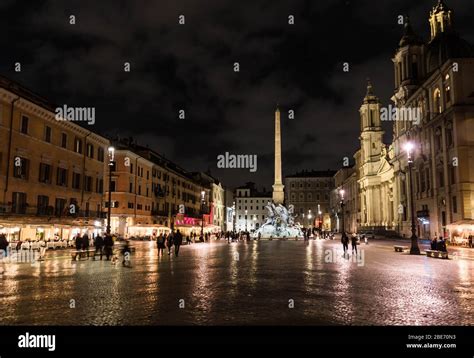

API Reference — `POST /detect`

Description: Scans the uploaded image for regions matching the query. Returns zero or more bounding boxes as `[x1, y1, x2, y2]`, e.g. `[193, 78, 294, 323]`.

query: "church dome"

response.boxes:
[426, 31, 474, 73]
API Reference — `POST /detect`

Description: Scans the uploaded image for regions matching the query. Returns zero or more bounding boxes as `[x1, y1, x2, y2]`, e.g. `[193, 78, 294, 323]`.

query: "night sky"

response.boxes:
[2, 0, 473, 189]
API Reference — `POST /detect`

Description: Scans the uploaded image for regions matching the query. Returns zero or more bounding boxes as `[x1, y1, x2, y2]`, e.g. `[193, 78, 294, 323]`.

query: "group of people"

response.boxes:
[431, 236, 448, 252]
[156, 230, 183, 257]
[341, 233, 363, 254]
[74, 233, 114, 260]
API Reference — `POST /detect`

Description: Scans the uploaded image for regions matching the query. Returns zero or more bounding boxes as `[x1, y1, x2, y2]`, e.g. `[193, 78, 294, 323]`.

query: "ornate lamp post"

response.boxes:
[200, 190, 205, 237]
[245, 209, 248, 231]
[106, 146, 115, 235]
[232, 201, 236, 233]
[404, 141, 421, 255]
[308, 210, 312, 236]
[339, 189, 345, 235]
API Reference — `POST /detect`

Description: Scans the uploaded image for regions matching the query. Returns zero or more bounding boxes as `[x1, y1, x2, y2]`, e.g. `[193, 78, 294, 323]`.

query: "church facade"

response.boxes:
[338, 0, 474, 240]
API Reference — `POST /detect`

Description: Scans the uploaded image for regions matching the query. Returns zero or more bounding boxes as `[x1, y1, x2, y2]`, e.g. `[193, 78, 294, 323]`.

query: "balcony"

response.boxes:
[0, 203, 103, 219]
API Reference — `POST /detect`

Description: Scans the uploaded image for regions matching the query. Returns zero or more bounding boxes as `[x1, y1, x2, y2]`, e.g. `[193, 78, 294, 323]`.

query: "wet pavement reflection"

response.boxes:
[0, 238, 472, 325]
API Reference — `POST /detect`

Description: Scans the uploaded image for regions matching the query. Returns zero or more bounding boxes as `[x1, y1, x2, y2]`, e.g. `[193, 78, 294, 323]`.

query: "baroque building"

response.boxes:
[390, 1, 474, 239]
[340, 1, 474, 241]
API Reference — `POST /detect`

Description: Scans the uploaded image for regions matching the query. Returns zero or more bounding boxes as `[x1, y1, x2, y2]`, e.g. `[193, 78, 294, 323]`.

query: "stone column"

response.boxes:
[272, 107, 285, 204]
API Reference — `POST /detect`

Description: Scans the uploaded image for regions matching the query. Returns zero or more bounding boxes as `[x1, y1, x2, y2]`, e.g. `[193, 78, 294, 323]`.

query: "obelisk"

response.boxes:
[272, 106, 285, 204]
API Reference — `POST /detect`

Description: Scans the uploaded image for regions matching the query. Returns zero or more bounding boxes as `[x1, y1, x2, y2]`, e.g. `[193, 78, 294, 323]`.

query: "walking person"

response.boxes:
[82, 232, 90, 258]
[94, 234, 104, 260]
[341, 233, 349, 253]
[0, 234, 9, 257]
[75, 233, 82, 251]
[351, 233, 358, 254]
[156, 233, 165, 256]
[166, 232, 174, 255]
[38, 238, 47, 261]
[0, 234, 7, 275]
[174, 229, 183, 257]
[103, 234, 114, 260]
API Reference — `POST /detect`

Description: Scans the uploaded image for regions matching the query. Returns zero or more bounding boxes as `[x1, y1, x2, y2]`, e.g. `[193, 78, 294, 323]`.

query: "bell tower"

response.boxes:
[429, 0, 453, 40]
[359, 80, 384, 176]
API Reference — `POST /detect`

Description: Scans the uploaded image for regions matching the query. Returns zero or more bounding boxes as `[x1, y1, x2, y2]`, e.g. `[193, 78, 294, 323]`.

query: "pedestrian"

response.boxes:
[0, 234, 9, 257]
[75, 233, 82, 251]
[341, 233, 349, 253]
[157, 233, 165, 256]
[468, 235, 472, 248]
[103, 234, 114, 260]
[186, 235, 191, 245]
[351, 233, 358, 254]
[38, 238, 46, 260]
[166, 232, 174, 255]
[431, 236, 438, 250]
[174, 229, 183, 257]
[94, 234, 104, 260]
[82, 232, 90, 258]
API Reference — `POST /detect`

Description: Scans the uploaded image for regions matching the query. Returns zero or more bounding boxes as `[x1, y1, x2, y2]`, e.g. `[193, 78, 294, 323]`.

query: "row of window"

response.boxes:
[238, 206, 266, 211]
[398, 165, 456, 198]
[236, 199, 269, 204]
[13, 158, 103, 192]
[124, 164, 199, 194]
[289, 182, 331, 189]
[126, 202, 152, 211]
[18, 115, 105, 161]
[10, 192, 101, 216]
[289, 193, 329, 201]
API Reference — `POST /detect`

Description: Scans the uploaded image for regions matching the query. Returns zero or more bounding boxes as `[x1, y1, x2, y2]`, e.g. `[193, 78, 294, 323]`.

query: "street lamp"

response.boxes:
[245, 209, 248, 231]
[404, 141, 421, 255]
[307, 210, 312, 236]
[232, 201, 236, 233]
[200, 190, 205, 237]
[339, 189, 345, 235]
[318, 204, 323, 230]
[106, 146, 115, 235]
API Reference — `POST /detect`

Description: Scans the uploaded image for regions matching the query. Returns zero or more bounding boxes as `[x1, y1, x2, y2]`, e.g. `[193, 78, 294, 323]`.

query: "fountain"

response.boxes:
[252, 106, 304, 239]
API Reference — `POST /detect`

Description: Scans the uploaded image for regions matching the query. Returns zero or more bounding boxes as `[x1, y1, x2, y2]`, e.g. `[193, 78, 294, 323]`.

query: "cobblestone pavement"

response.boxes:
[0, 238, 472, 325]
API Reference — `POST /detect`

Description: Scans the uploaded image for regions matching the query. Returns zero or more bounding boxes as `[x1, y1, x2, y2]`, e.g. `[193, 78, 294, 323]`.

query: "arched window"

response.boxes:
[433, 88, 441, 114]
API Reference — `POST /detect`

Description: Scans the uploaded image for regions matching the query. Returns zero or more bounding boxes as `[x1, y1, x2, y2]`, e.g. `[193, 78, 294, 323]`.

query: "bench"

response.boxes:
[71, 249, 96, 261]
[426, 250, 448, 259]
[394, 245, 409, 252]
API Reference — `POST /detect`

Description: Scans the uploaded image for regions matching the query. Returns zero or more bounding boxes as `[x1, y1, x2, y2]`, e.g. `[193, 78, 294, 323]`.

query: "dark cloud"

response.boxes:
[1, 0, 473, 188]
